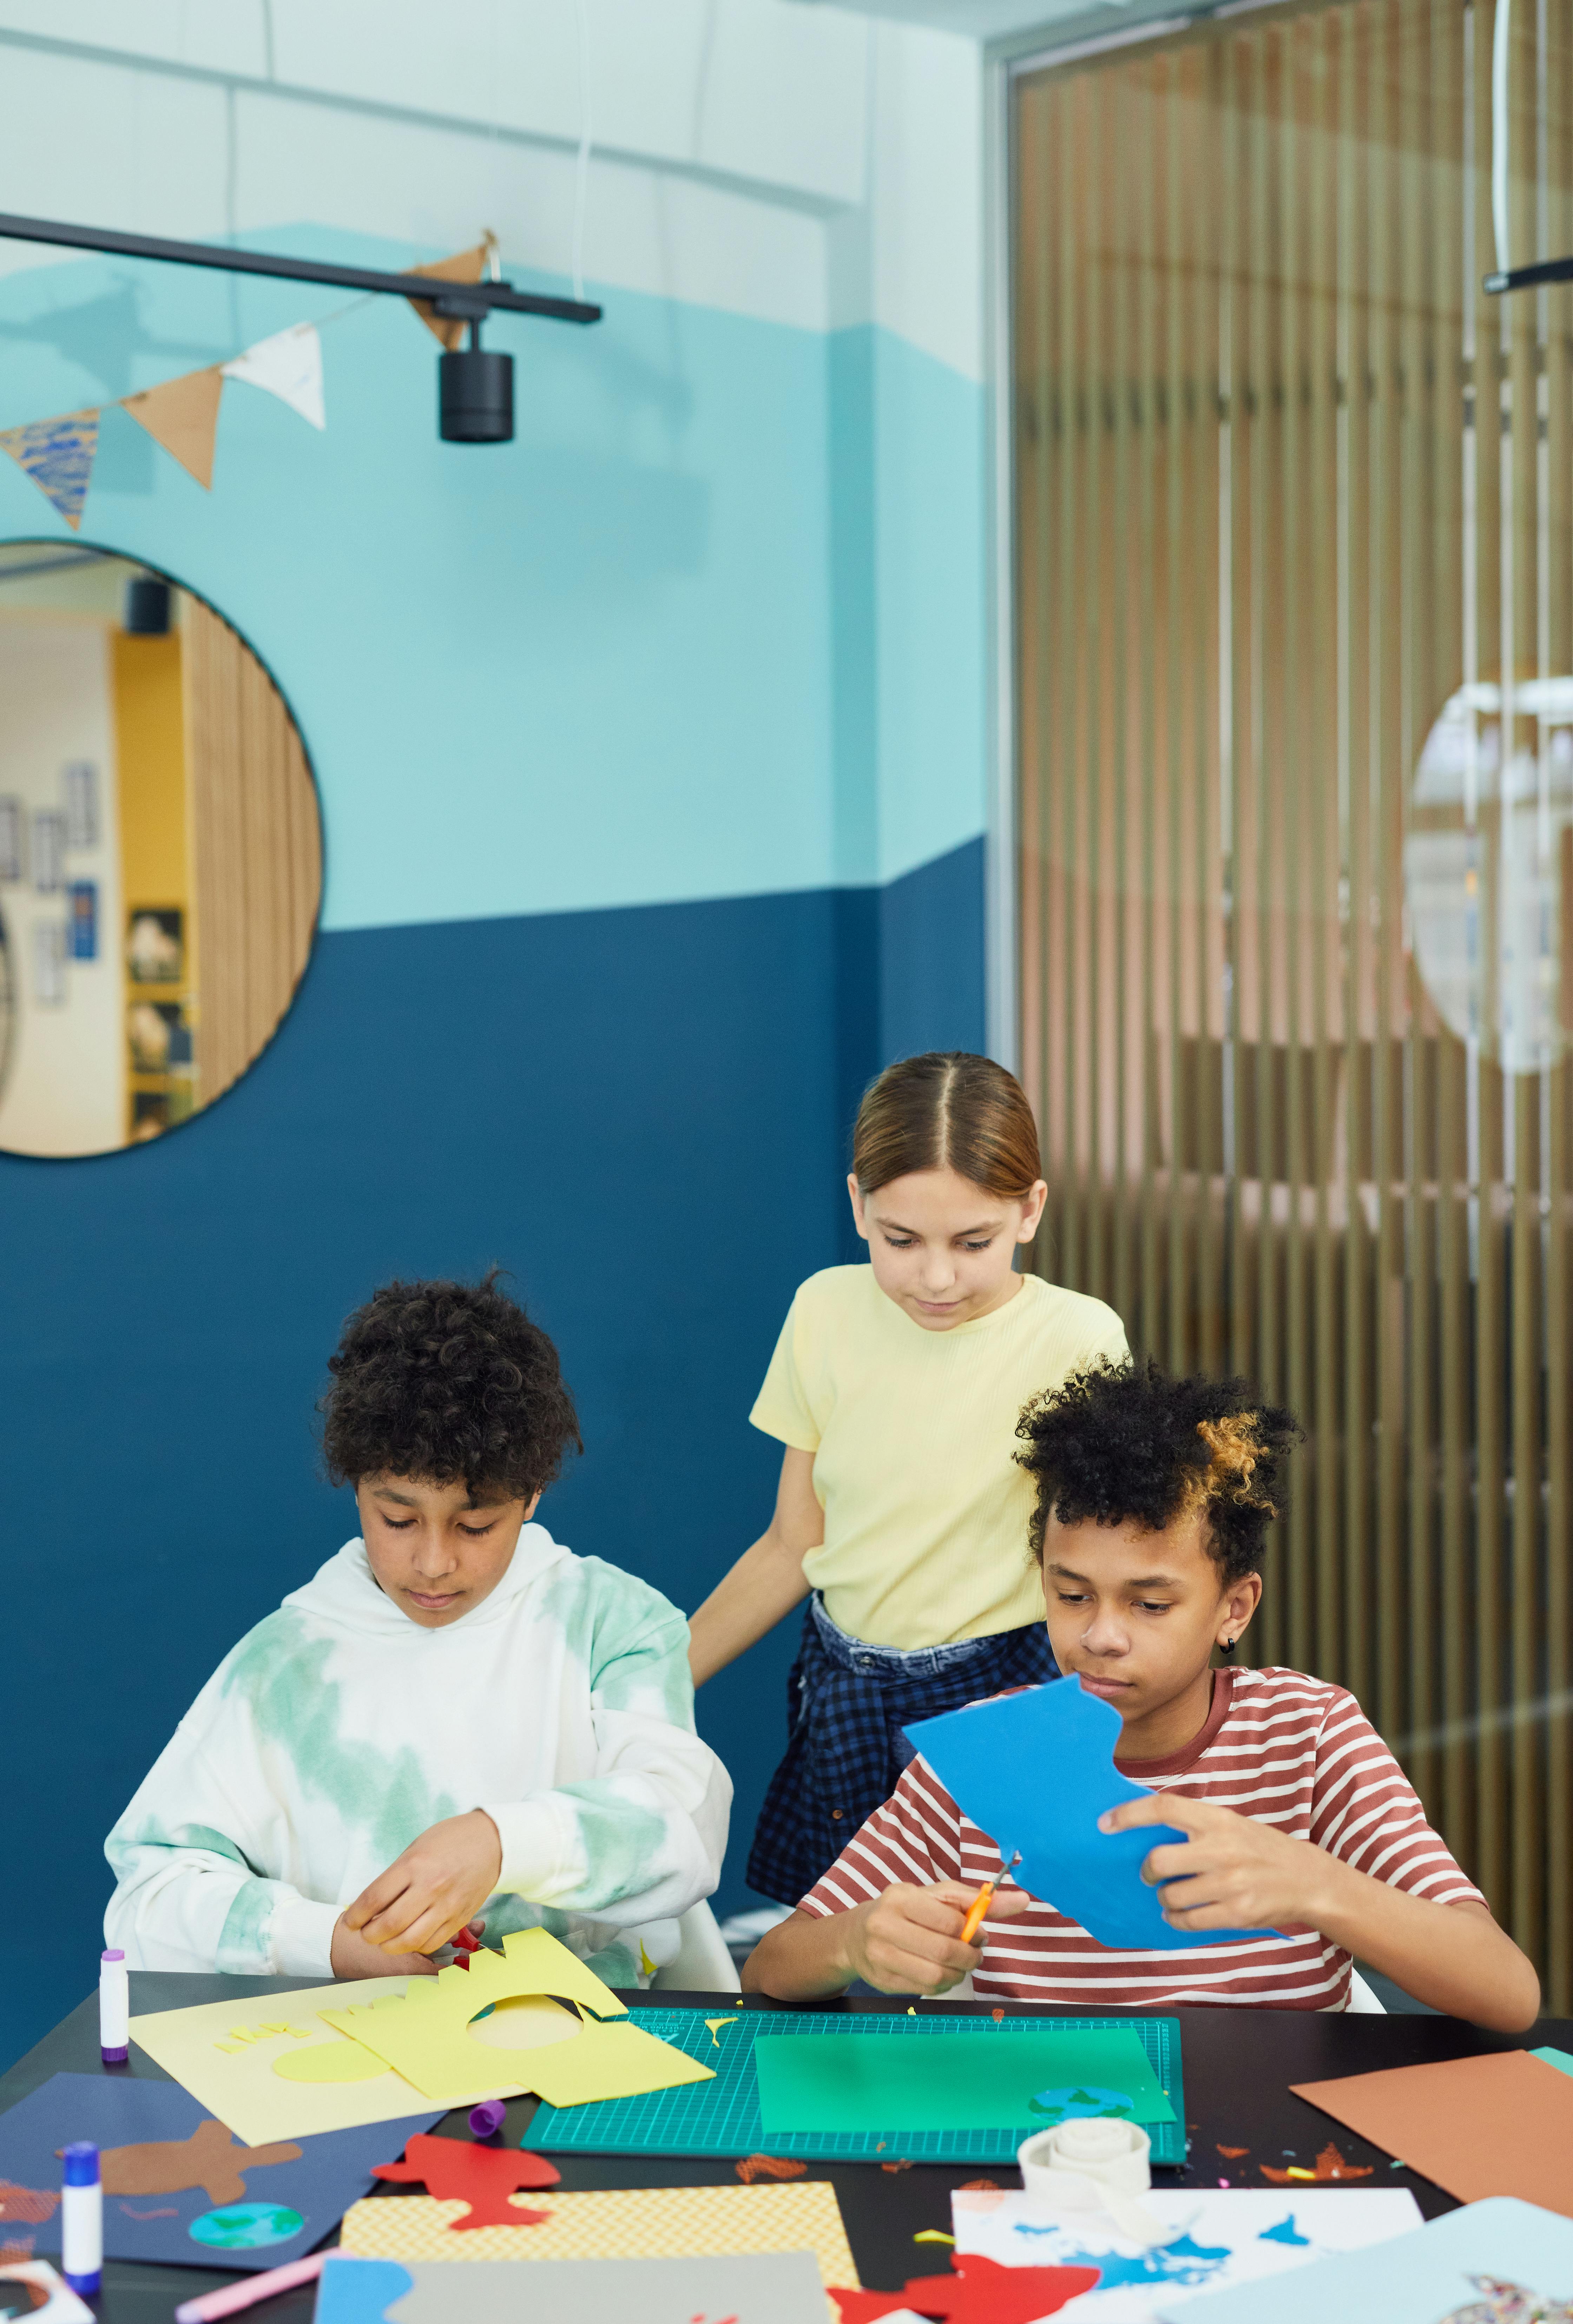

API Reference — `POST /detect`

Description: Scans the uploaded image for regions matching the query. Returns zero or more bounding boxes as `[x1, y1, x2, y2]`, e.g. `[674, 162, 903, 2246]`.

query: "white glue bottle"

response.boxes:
[100, 1946, 129, 2066]
[61, 2140, 102, 2296]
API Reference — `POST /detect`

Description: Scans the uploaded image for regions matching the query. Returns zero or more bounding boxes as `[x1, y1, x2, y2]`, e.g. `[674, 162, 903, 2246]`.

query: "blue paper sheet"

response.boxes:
[1156, 2197, 1573, 2323]
[0, 2072, 438, 2273]
[906, 1679, 1279, 1951]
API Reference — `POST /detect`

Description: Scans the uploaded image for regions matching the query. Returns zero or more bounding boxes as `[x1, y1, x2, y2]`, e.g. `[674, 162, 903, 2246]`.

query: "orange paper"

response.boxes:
[406, 243, 491, 351]
[120, 367, 225, 488]
[1291, 2048, 1573, 2217]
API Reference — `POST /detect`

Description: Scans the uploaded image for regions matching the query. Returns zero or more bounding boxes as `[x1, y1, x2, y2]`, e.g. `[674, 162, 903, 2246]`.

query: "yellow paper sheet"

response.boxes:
[320, 1929, 711, 2108]
[338, 2182, 860, 2285]
[129, 1979, 524, 2146]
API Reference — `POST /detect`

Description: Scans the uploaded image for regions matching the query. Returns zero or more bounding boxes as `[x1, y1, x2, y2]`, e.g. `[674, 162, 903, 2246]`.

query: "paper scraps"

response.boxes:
[1259, 2142, 1371, 2185]
[831, 2255, 1100, 2324]
[737, 2155, 809, 2184]
[370, 2133, 560, 2229]
[339, 2179, 861, 2284]
[906, 1684, 1279, 1952]
[1291, 2050, 1573, 2217]
[316, 2248, 833, 2324]
[321, 1929, 713, 2110]
[222, 323, 325, 429]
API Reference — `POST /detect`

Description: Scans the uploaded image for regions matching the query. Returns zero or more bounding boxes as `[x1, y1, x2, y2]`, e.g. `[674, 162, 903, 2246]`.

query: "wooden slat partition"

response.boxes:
[183, 594, 321, 1106]
[1015, 0, 1573, 2004]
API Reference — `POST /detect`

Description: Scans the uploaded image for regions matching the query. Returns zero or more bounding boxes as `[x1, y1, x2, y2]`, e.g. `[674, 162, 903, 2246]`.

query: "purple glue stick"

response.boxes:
[100, 1947, 129, 2066]
[61, 2140, 102, 2296]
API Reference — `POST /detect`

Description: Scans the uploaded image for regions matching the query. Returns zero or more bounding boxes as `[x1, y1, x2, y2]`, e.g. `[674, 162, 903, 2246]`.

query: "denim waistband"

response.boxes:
[808, 1591, 1015, 1682]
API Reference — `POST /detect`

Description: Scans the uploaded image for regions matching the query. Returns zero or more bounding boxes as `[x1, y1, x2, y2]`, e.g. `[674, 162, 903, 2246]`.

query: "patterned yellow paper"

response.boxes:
[320, 1931, 711, 2108]
[337, 2182, 861, 2286]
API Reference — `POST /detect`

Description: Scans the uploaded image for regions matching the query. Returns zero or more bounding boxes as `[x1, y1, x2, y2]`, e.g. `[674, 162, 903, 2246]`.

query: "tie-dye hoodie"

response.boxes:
[104, 1523, 731, 1986]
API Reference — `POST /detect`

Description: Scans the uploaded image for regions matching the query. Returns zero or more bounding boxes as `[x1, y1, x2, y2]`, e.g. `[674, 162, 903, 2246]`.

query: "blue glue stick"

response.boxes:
[100, 1946, 129, 2066]
[61, 2140, 102, 2296]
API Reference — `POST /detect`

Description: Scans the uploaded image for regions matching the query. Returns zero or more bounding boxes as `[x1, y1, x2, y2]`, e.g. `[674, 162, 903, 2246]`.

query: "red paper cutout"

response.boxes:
[1259, 2141, 1373, 2184]
[1216, 2145, 1249, 2158]
[0, 2186, 58, 2225]
[831, 2255, 1100, 2324]
[735, 2155, 808, 2184]
[371, 2132, 562, 2229]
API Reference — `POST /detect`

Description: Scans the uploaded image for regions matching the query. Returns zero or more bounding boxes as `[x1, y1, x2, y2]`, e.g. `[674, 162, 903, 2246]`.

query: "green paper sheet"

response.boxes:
[753, 2028, 1176, 2137]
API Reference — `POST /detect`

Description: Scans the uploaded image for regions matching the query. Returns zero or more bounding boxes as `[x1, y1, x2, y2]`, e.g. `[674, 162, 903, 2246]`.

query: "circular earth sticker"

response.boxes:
[1028, 2084, 1136, 2121]
[189, 2203, 305, 2251]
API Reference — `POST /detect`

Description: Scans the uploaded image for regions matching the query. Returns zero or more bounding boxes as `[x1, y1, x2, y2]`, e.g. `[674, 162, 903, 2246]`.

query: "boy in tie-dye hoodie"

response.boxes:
[105, 1273, 730, 1988]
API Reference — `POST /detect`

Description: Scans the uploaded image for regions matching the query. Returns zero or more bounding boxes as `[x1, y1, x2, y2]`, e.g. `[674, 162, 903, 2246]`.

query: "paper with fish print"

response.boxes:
[0, 2072, 436, 2272]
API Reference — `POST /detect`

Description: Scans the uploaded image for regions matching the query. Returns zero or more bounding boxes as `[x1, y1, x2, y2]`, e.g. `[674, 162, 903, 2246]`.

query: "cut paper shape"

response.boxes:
[1291, 2050, 1573, 2216]
[706, 2016, 740, 2046]
[830, 2255, 1100, 2324]
[370, 2133, 560, 2229]
[321, 1929, 712, 2109]
[754, 2030, 1174, 2138]
[274, 2040, 390, 2084]
[1534, 2047, 1573, 2080]
[0, 409, 99, 531]
[317, 2249, 834, 2324]
[120, 367, 224, 489]
[907, 1683, 1281, 1951]
[0, 2258, 92, 2321]
[222, 324, 325, 429]
[188, 2202, 303, 2250]
[405, 242, 492, 350]
[1149, 2196, 1573, 2324]
[953, 2185, 1425, 2314]
[0, 2073, 436, 2275]
[338, 2179, 860, 2284]
[0, 2186, 57, 2225]
[465, 1995, 581, 2054]
[736, 2155, 808, 2183]
[1259, 2141, 1371, 2184]
[131, 1977, 479, 2143]
[97, 2119, 301, 2201]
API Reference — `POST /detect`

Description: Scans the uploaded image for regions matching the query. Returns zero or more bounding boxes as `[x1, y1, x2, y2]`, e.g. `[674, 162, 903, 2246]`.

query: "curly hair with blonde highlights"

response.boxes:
[1015, 1360, 1299, 1583]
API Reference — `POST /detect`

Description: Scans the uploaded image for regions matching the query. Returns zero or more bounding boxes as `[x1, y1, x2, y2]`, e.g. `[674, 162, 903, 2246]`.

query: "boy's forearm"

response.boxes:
[1304, 1856, 1540, 2029]
[743, 1908, 859, 2000]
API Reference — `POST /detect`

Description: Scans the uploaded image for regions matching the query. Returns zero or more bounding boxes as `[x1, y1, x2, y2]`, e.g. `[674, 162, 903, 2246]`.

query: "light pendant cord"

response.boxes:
[572, 0, 594, 307]
[1493, 0, 1512, 276]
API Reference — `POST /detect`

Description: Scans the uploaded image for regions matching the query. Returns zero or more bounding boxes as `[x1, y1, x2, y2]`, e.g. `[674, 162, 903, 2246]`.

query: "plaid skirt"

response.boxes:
[745, 1593, 1059, 1907]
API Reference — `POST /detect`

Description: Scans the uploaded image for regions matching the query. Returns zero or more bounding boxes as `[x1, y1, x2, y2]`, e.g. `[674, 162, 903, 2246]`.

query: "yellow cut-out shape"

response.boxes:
[272, 2039, 391, 2084]
[467, 1995, 583, 2054]
[319, 1927, 715, 2108]
[705, 2017, 740, 2047]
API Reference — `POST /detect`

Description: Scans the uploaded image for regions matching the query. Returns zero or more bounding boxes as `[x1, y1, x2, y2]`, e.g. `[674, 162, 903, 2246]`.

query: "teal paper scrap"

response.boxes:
[754, 2028, 1176, 2136]
[1533, 2046, 1573, 2079]
[906, 1680, 1282, 1951]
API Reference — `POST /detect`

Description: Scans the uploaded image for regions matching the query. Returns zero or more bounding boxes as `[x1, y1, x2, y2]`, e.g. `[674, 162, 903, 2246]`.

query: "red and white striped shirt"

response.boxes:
[798, 1666, 1484, 2011]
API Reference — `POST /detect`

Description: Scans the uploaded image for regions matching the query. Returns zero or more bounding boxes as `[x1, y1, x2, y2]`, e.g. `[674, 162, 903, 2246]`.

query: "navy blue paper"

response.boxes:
[0, 2072, 439, 2272]
[906, 1678, 1281, 1950]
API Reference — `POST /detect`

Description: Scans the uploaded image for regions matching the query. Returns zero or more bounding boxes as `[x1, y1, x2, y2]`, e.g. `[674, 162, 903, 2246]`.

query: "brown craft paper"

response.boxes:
[1291, 2048, 1573, 2217]
[406, 242, 493, 350]
[121, 367, 225, 488]
[97, 2120, 301, 2205]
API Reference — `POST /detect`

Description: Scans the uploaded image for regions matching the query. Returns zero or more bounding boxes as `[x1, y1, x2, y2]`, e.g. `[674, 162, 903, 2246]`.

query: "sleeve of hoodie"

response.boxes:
[478, 1561, 732, 1927]
[103, 1617, 340, 1981]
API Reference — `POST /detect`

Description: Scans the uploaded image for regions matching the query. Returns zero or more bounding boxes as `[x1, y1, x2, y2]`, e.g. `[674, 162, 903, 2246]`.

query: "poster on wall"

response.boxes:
[64, 759, 99, 849]
[127, 908, 183, 985]
[33, 920, 65, 1006]
[0, 797, 20, 883]
[67, 881, 97, 961]
[32, 809, 64, 893]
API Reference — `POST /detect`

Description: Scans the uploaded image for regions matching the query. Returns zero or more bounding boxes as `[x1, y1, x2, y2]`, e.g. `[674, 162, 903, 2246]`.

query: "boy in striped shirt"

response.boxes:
[743, 1363, 1539, 2027]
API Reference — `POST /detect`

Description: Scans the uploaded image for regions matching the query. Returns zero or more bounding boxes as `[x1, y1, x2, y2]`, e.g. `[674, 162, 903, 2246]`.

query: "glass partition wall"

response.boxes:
[1014, 0, 1573, 2001]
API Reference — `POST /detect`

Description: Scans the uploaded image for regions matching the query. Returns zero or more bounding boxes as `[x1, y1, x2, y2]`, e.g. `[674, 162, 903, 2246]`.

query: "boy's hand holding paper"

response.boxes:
[1099, 1790, 1323, 1934]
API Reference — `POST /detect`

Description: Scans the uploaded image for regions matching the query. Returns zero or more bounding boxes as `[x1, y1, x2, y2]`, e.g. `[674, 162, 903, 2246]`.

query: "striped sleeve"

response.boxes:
[1309, 1689, 1486, 1906]
[797, 1757, 965, 1916]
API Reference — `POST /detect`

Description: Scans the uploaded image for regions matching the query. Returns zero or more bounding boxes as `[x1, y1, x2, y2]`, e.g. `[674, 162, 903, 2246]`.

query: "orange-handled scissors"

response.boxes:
[960, 1847, 1020, 1945]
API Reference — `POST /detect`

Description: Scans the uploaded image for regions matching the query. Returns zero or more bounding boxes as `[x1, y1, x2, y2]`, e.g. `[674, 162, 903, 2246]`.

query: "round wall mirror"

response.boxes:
[0, 541, 321, 1157]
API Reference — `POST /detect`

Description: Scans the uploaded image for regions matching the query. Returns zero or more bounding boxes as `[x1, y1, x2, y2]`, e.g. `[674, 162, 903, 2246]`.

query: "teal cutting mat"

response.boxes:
[524, 2008, 1185, 2165]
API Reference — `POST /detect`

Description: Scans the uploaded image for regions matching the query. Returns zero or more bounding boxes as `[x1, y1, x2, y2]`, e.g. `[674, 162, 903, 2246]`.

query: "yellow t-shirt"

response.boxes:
[750, 1264, 1129, 1650]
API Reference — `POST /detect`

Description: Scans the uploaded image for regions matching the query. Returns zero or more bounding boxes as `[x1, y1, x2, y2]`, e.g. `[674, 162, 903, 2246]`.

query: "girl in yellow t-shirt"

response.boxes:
[688, 1050, 1129, 1905]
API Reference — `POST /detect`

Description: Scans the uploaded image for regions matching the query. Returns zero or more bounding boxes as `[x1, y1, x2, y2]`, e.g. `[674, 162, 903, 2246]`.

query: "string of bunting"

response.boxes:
[0, 238, 495, 531]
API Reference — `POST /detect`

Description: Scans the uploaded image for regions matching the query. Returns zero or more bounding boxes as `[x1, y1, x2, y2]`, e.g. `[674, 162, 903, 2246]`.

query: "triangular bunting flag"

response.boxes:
[0, 407, 100, 531]
[222, 323, 325, 430]
[406, 239, 494, 351]
[120, 366, 225, 489]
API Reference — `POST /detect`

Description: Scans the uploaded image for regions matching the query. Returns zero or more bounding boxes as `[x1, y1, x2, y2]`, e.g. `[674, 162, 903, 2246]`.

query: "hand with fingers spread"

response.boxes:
[839, 1879, 1031, 1997]
[338, 1808, 503, 1963]
[1098, 1792, 1318, 1934]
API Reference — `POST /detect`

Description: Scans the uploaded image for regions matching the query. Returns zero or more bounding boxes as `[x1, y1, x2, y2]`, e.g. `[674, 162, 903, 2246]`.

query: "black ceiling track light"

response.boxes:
[0, 211, 601, 445]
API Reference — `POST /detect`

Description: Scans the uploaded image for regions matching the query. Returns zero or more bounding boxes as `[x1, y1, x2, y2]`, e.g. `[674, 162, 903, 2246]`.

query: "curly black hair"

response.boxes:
[320, 1271, 582, 1502]
[1015, 1359, 1299, 1584]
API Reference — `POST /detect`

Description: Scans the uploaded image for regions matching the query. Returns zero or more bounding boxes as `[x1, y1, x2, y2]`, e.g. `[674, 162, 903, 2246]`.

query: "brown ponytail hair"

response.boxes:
[851, 1052, 1043, 1200]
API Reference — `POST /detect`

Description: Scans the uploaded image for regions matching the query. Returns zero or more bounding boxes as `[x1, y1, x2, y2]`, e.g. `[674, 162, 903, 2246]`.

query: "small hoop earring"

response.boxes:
[1219, 1635, 1237, 1658]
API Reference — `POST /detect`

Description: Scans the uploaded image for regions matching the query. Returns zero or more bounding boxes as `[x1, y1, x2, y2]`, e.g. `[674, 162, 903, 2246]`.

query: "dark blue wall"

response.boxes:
[0, 838, 984, 2068]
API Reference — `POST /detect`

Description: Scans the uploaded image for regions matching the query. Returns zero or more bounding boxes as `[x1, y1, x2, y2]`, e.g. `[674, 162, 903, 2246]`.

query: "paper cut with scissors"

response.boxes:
[831, 2255, 1100, 2323]
[906, 1681, 1282, 1951]
[370, 2133, 560, 2229]
[320, 1929, 715, 2108]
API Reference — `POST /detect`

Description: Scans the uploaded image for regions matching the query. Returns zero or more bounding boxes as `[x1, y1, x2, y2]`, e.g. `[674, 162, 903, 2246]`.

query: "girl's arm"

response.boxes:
[1104, 1793, 1541, 2030]
[689, 1446, 823, 1685]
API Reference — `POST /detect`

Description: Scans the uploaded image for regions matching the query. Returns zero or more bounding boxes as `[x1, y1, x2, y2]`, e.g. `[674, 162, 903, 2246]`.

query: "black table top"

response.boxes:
[4, 1976, 1567, 2322]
